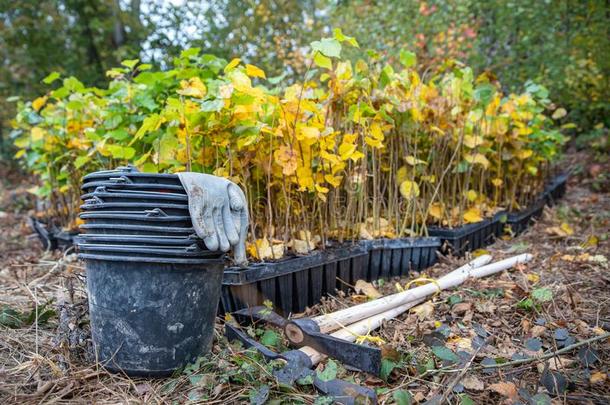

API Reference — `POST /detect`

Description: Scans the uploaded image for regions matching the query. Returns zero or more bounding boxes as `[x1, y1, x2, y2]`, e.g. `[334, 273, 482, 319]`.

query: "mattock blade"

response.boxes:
[232, 306, 287, 327]
[285, 319, 382, 375]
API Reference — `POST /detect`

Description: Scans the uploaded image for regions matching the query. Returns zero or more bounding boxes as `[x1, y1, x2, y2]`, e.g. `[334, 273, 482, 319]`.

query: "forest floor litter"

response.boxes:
[1, 151, 608, 404]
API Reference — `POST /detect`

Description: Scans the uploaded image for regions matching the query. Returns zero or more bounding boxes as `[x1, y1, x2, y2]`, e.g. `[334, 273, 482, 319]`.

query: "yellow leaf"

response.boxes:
[394, 282, 404, 292]
[338, 142, 356, 160]
[315, 184, 330, 194]
[560, 222, 574, 235]
[31, 127, 44, 142]
[466, 190, 477, 202]
[354, 280, 382, 299]
[273, 145, 297, 176]
[245, 64, 266, 79]
[411, 302, 434, 320]
[405, 155, 427, 166]
[492, 178, 503, 187]
[472, 249, 490, 257]
[516, 149, 533, 160]
[396, 166, 409, 185]
[224, 58, 241, 72]
[471, 153, 490, 169]
[463, 135, 484, 149]
[14, 149, 26, 158]
[370, 122, 384, 140]
[32, 96, 47, 112]
[364, 136, 383, 148]
[177, 77, 207, 98]
[429, 203, 443, 220]
[297, 126, 320, 141]
[590, 372, 607, 384]
[526, 273, 540, 284]
[399, 180, 420, 199]
[324, 174, 342, 188]
[583, 235, 599, 248]
[463, 207, 483, 223]
[247, 238, 284, 260]
[552, 108, 567, 119]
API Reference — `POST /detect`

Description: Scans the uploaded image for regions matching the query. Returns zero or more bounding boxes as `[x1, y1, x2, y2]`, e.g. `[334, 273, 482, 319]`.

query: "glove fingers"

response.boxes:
[222, 204, 240, 246]
[214, 206, 231, 252]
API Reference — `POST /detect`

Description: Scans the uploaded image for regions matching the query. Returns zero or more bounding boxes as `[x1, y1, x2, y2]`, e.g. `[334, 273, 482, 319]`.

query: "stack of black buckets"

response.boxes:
[76, 166, 225, 376]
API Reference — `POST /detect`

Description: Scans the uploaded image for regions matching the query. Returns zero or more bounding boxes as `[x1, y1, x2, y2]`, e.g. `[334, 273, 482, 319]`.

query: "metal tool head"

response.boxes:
[232, 305, 287, 327]
[285, 319, 383, 376]
[225, 322, 377, 404]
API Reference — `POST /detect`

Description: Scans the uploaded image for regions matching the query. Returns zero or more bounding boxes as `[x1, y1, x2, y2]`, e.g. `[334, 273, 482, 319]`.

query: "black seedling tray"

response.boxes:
[220, 244, 367, 315]
[544, 172, 569, 205]
[360, 237, 440, 281]
[428, 212, 505, 255]
[506, 198, 546, 235]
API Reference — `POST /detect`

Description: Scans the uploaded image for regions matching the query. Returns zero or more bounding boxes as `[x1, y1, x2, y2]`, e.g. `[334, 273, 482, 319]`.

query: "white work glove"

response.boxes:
[178, 173, 249, 266]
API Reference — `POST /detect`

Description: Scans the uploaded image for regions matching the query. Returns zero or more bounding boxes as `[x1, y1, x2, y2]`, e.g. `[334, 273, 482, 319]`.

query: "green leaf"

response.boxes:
[393, 389, 413, 405]
[431, 346, 460, 363]
[474, 84, 496, 106]
[380, 358, 397, 381]
[316, 359, 338, 382]
[121, 59, 139, 69]
[332, 28, 359, 47]
[107, 129, 130, 141]
[259, 329, 280, 348]
[459, 393, 475, 405]
[181, 48, 201, 58]
[310, 38, 342, 58]
[74, 155, 89, 169]
[0, 306, 23, 328]
[532, 288, 553, 303]
[42, 71, 61, 84]
[199, 99, 225, 112]
[399, 50, 416, 68]
[313, 52, 333, 69]
[379, 65, 395, 88]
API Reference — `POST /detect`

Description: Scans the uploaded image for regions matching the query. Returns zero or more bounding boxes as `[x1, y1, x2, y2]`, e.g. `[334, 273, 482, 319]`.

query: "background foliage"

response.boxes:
[2, 0, 607, 156]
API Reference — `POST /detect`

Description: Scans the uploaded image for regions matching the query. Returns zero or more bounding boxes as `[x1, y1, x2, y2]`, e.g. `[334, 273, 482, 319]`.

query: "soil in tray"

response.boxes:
[428, 214, 504, 255]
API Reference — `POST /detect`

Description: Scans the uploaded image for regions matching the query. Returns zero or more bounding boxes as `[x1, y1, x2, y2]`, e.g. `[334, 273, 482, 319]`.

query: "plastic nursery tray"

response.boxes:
[428, 212, 506, 255]
[220, 244, 367, 315]
[544, 172, 569, 206]
[506, 198, 546, 236]
[360, 237, 441, 281]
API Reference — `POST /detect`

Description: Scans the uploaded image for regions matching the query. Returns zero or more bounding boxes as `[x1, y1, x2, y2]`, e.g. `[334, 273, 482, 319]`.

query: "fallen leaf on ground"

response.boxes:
[545, 223, 574, 238]
[489, 382, 518, 400]
[354, 280, 382, 299]
[536, 356, 575, 372]
[461, 375, 485, 391]
[451, 302, 472, 315]
[411, 302, 434, 320]
[590, 372, 607, 384]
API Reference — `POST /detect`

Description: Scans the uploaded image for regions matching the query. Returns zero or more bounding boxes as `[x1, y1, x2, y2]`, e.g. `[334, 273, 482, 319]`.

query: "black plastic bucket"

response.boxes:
[76, 242, 215, 258]
[80, 200, 190, 216]
[81, 187, 188, 203]
[80, 253, 224, 376]
[79, 209, 192, 228]
[77, 233, 203, 246]
[82, 168, 181, 186]
[81, 180, 186, 194]
[80, 223, 195, 236]
[75, 234, 202, 247]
